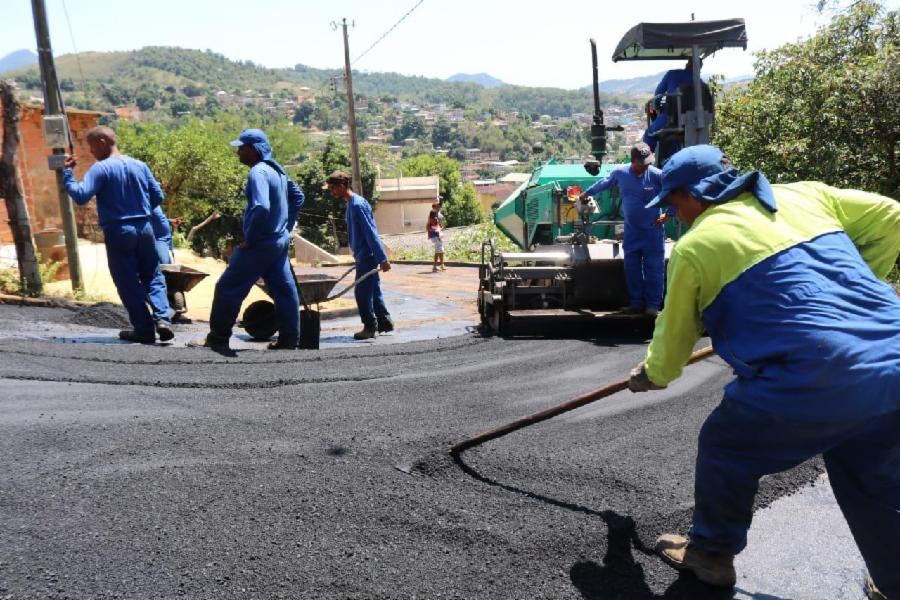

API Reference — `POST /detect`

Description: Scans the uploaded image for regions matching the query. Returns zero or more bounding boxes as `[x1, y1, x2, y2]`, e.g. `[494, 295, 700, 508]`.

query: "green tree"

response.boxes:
[293, 138, 377, 249]
[117, 119, 247, 252]
[715, 1, 899, 198]
[431, 117, 452, 147]
[293, 102, 315, 126]
[135, 90, 156, 111]
[444, 183, 485, 227]
[395, 154, 461, 203]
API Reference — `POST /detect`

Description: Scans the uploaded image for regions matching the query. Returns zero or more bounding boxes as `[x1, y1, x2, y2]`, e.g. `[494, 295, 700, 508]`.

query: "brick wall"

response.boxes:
[0, 101, 100, 244]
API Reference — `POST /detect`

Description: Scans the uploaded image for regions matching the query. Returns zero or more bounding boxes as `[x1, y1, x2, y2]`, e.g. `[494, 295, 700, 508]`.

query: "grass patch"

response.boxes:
[392, 222, 519, 263]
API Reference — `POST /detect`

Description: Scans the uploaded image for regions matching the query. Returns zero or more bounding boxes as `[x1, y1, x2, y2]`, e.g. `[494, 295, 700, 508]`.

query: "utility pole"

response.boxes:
[0, 81, 43, 295]
[340, 18, 363, 195]
[31, 0, 83, 292]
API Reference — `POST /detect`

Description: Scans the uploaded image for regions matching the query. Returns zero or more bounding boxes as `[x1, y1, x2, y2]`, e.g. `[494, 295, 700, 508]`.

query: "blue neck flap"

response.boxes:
[689, 168, 777, 213]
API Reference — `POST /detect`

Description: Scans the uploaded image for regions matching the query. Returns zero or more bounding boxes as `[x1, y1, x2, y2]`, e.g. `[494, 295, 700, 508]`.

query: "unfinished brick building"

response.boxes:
[0, 101, 101, 245]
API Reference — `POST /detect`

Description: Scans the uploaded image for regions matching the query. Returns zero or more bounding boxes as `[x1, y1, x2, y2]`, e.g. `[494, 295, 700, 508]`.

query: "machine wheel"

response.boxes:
[242, 300, 278, 340]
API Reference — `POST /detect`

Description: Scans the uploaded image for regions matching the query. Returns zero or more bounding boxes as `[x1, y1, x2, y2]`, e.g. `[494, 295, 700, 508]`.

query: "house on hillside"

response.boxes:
[373, 176, 440, 235]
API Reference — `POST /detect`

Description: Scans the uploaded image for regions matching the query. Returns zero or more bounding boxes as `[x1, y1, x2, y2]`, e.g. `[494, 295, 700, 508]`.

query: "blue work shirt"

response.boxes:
[584, 165, 663, 230]
[63, 155, 163, 227]
[653, 68, 696, 108]
[345, 193, 387, 264]
[242, 162, 305, 246]
[150, 205, 172, 245]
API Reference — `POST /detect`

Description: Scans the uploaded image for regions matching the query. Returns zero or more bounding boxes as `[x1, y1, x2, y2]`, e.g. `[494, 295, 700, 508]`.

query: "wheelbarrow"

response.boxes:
[240, 265, 380, 349]
[160, 264, 209, 323]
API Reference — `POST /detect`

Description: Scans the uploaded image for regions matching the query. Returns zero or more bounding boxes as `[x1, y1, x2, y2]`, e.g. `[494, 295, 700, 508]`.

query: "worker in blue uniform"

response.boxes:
[150, 205, 174, 265]
[628, 145, 900, 598]
[580, 142, 667, 316]
[643, 57, 700, 155]
[324, 170, 392, 340]
[63, 126, 173, 344]
[189, 129, 305, 351]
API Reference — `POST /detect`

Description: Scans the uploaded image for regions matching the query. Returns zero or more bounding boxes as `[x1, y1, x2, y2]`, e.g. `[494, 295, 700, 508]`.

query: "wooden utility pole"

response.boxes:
[340, 18, 363, 195]
[0, 81, 43, 295]
[31, 0, 83, 292]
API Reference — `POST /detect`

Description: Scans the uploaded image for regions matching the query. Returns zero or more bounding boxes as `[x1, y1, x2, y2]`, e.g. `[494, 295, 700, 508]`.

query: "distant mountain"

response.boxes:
[0, 49, 38, 75]
[595, 72, 667, 96]
[446, 73, 507, 88]
[592, 71, 754, 96]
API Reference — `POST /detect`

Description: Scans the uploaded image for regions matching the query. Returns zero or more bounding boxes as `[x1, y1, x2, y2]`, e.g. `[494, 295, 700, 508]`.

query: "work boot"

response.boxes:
[377, 315, 395, 333]
[432, 266, 439, 272]
[644, 307, 659, 318]
[155, 321, 175, 342]
[267, 338, 297, 350]
[353, 324, 376, 340]
[655, 534, 736, 588]
[621, 305, 644, 315]
[187, 334, 230, 351]
[866, 575, 888, 600]
[119, 330, 156, 344]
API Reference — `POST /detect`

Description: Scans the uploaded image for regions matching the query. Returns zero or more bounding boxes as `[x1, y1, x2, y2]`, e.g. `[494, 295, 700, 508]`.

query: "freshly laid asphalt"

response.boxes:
[0, 303, 859, 599]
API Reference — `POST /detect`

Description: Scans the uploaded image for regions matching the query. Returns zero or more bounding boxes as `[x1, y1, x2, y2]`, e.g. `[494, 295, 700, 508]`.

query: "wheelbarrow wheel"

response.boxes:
[171, 290, 187, 313]
[242, 300, 278, 340]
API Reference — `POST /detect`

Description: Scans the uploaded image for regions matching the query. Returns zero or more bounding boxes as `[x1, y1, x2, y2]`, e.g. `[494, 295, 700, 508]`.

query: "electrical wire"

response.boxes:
[351, 0, 425, 66]
[60, 0, 88, 96]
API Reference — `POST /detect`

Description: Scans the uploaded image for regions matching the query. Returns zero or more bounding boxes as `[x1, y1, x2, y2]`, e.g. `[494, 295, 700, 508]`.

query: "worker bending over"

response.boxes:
[63, 126, 173, 344]
[580, 142, 667, 316]
[628, 144, 900, 598]
[190, 129, 304, 351]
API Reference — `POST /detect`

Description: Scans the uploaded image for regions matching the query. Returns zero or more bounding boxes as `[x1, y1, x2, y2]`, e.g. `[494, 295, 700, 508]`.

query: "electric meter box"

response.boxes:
[42, 115, 70, 149]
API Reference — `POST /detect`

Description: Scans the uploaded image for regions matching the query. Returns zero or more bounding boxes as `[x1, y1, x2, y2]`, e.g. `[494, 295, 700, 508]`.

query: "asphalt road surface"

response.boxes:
[0, 305, 833, 599]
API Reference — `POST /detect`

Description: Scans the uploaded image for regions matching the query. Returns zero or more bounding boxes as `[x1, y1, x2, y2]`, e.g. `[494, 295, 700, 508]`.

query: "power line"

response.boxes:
[60, 0, 88, 93]
[351, 0, 425, 66]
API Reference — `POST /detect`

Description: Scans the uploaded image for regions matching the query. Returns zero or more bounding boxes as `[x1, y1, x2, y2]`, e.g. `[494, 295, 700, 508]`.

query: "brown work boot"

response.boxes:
[353, 324, 376, 340]
[866, 575, 888, 600]
[655, 534, 736, 588]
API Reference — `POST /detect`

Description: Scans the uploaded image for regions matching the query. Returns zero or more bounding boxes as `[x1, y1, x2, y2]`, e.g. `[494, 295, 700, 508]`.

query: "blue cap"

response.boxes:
[646, 144, 777, 213]
[229, 128, 269, 147]
[646, 145, 726, 209]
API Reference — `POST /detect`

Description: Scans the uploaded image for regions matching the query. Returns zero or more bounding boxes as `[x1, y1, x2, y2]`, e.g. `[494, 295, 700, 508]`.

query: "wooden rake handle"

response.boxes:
[449, 346, 716, 456]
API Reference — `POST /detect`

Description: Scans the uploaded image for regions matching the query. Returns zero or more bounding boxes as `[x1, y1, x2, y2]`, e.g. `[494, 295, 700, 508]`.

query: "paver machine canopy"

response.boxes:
[613, 19, 747, 163]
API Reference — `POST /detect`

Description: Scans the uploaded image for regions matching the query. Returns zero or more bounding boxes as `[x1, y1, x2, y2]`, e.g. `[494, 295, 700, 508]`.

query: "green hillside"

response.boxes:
[10, 46, 625, 117]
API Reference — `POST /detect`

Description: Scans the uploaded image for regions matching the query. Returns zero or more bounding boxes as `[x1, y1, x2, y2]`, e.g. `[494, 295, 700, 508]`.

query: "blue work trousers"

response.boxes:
[354, 255, 390, 328]
[103, 220, 170, 335]
[623, 227, 665, 310]
[691, 397, 900, 597]
[209, 238, 299, 345]
[155, 239, 173, 265]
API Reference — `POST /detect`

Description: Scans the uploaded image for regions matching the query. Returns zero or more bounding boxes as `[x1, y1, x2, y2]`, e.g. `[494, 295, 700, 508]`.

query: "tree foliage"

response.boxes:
[715, 1, 899, 198]
[292, 138, 378, 249]
[117, 119, 247, 251]
[445, 183, 486, 227]
[394, 155, 461, 203]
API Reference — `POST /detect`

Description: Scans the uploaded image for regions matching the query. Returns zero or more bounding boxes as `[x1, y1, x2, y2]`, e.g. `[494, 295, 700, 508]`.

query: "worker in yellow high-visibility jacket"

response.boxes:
[628, 145, 900, 598]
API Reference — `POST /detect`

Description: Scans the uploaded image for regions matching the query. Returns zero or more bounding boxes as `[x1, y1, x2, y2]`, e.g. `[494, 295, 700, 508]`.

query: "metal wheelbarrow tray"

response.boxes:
[160, 264, 209, 318]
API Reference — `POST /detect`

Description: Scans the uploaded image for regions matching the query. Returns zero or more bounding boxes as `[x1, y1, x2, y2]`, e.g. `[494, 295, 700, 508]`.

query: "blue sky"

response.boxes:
[2, 0, 898, 89]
